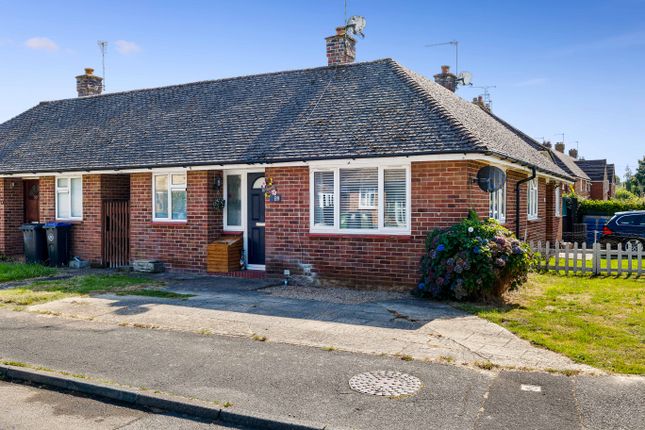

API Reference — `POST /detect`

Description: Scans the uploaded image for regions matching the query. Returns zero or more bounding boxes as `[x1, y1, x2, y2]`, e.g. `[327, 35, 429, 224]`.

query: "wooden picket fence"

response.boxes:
[529, 241, 644, 276]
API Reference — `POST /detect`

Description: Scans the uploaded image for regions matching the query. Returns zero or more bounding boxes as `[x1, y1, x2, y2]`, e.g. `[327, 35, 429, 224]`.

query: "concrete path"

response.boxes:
[27, 274, 594, 372]
[0, 380, 240, 429]
[0, 310, 642, 430]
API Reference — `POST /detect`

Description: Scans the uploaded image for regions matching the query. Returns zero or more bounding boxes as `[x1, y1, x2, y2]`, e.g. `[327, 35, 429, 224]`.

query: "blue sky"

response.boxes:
[1, 0, 644, 178]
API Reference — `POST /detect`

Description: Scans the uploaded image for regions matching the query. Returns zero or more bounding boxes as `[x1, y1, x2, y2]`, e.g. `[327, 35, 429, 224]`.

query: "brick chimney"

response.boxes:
[76, 68, 103, 97]
[554, 142, 565, 153]
[568, 148, 578, 159]
[325, 26, 356, 66]
[472, 96, 490, 112]
[433, 65, 458, 92]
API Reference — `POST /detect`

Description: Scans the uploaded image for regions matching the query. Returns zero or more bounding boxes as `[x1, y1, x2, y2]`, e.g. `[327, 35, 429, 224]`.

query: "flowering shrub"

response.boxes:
[417, 211, 533, 301]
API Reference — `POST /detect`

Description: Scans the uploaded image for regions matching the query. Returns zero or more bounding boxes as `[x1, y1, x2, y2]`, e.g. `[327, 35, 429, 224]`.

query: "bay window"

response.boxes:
[310, 165, 410, 233]
[527, 178, 538, 220]
[56, 176, 83, 220]
[153, 172, 187, 221]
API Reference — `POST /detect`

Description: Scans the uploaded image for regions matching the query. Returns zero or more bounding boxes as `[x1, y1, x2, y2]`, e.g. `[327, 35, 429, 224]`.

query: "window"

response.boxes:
[489, 182, 506, 223]
[225, 174, 242, 227]
[153, 173, 187, 221]
[56, 176, 83, 220]
[310, 165, 410, 233]
[617, 215, 645, 226]
[527, 178, 538, 220]
[554, 187, 561, 217]
[313, 171, 335, 227]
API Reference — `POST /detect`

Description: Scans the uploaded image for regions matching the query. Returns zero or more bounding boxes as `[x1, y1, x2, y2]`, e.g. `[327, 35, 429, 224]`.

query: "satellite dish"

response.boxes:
[477, 166, 506, 192]
[346, 16, 366, 38]
[458, 71, 473, 86]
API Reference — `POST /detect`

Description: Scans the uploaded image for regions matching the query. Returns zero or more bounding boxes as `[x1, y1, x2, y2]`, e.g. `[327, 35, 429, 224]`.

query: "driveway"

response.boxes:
[26, 272, 593, 372]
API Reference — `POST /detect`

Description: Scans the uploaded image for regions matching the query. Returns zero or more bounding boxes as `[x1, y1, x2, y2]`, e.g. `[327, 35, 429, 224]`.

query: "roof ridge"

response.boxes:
[386, 59, 486, 151]
[38, 58, 394, 105]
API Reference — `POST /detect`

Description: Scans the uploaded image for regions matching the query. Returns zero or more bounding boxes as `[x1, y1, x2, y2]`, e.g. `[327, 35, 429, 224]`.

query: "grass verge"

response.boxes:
[0, 262, 57, 283]
[458, 273, 644, 374]
[0, 274, 191, 308]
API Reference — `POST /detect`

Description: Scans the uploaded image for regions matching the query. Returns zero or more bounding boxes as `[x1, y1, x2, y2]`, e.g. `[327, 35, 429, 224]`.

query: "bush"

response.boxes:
[417, 211, 533, 301]
[578, 198, 645, 217]
[614, 188, 639, 201]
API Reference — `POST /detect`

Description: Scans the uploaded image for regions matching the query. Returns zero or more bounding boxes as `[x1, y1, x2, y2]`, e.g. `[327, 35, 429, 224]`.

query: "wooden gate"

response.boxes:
[102, 200, 130, 268]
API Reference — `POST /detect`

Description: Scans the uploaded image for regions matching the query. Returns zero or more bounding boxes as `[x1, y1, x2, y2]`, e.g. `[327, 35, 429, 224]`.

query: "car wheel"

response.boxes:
[625, 239, 644, 252]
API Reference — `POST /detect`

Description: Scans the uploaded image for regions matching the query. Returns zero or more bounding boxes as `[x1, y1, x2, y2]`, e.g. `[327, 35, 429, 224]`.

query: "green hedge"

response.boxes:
[578, 199, 645, 217]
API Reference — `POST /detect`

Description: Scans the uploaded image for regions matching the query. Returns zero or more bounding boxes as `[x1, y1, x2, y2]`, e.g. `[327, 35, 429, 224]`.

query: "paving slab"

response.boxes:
[24, 277, 595, 372]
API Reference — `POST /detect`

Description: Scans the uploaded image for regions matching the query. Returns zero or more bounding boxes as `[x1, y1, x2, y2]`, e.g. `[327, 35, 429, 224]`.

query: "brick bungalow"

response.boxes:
[549, 144, 592, 198]
[575, 158, 614, 200]
[0, 28, 572, 289]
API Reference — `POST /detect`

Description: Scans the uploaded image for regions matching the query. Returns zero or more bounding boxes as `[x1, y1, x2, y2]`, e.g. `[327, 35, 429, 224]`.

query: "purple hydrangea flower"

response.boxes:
[437, 244, 445, 252]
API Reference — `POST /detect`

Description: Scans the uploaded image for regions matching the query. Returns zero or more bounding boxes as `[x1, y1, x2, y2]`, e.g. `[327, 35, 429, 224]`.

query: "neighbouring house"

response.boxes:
[0, 26, 572, 289]
[549, 144, 592, 198]
[575, 158, 614, 200]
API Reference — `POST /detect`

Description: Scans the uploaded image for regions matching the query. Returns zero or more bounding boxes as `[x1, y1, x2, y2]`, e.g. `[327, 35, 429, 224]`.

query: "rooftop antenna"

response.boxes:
[425, 40, 459, 74]
[97, 40, 108, 92]
[554, 132, 565, 145]
[473, 85, 496, 110]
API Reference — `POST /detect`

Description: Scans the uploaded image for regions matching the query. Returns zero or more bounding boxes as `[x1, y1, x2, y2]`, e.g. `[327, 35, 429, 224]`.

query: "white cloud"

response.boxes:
[24, 37, 59, 52]
[115, 40, 141, 55]
[512, 78, 548, 87]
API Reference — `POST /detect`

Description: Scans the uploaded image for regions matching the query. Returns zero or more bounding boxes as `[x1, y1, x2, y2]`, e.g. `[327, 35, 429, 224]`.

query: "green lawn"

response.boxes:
[0, 273, 192, 308]
[0, 262, 57, 283]
[459, 273, 644, 374]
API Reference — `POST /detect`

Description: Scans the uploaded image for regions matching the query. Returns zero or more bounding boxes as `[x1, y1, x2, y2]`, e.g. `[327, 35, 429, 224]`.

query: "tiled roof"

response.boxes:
[550, 150, 590, 180]
[575, 159, 607, 181]
[0, 58, 570, 179]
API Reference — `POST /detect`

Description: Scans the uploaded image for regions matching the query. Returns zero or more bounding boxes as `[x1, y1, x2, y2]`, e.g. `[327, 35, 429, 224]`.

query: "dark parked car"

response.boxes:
[599, 210, 645, 250]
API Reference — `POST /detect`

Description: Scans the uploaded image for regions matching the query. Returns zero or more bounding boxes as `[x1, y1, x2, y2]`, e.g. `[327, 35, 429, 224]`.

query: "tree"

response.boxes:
[630, 157, 645, 197]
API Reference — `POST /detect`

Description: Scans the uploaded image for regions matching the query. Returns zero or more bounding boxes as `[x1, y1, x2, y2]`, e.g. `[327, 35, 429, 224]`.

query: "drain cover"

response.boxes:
[349, 371, 422, 397]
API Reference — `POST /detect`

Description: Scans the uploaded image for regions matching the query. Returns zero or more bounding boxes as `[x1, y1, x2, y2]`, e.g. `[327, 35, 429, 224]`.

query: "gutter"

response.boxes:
[515, 166, 536, 238]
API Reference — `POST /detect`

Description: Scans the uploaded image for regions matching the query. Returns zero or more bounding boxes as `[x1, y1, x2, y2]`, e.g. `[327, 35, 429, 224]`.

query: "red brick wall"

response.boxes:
[39, 177, 55, 222]
[590, 181, 607, 200]
[545, 182, 563, 243]
[101, 174, 130, 200]
[264, 161, 490, 289]
[129, 171, 222, 271]
[0, 178, 24, 256]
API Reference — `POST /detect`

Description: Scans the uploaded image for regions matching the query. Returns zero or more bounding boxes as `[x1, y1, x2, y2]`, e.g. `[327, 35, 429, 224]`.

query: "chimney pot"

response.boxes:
[325, 26, 356, 66]
[76, 67, 103, 97]
[568, 148, 578, 159]
[543, 141, 552, 149]
[555, 142, 565, 153]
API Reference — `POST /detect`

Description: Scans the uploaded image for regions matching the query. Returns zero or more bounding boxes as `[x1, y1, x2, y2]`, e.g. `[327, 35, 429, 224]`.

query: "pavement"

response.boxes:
[25, 272, 593, 372]
[1, 309, 643, 430]
[0, 380, 242, 429]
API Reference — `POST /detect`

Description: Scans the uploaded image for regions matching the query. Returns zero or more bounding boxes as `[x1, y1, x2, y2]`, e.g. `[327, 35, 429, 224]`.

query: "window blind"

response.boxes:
[384, 168, 407, 228]
[313, 171, 335, 227]
[340, 168, 378, 230]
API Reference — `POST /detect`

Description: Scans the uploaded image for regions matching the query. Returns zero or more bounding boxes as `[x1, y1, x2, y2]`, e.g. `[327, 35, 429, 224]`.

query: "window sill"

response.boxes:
[55, 219, 83, 224]
[307, 232, 412, 240]
[151, 220, 188, 226]
[527, 217, 540, 222]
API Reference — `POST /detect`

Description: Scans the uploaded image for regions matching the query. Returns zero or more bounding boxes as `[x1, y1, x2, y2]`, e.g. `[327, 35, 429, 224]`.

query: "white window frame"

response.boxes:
[554, 186, 561, 217]
[309, 164, 411, 235]
[152, 171, 187, 222]
[55, 175, 83, 221]
[489, 181, 507, 224]
[527, 178, 539, 220]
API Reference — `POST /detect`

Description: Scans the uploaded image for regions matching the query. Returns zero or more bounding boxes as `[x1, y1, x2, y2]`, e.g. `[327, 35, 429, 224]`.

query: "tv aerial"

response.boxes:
[346, 15, 366, 38]
[425, 40, 472, 88]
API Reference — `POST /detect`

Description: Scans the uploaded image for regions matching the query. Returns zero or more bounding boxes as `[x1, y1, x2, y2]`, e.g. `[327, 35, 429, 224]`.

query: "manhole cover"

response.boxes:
[349, 371, 422, 397]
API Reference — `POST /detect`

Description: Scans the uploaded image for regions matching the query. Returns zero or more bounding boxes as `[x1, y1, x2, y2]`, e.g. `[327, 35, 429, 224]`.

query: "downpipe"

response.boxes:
[515, 166, 537, 239]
